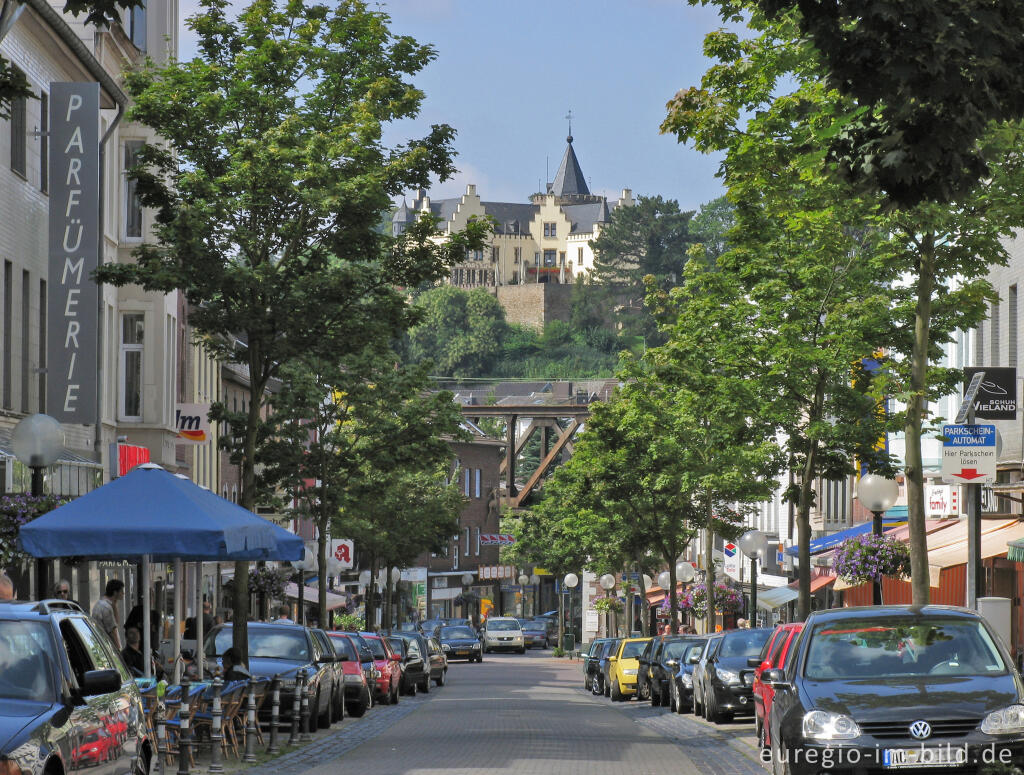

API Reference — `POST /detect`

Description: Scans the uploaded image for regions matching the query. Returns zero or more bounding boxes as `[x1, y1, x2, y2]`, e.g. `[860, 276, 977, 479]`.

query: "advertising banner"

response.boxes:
[964, 367, 1017, 420]
[47, 83, 99, 423]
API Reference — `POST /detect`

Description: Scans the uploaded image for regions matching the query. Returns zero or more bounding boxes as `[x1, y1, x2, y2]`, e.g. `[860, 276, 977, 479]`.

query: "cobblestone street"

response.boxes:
[239, 651, 768, 775]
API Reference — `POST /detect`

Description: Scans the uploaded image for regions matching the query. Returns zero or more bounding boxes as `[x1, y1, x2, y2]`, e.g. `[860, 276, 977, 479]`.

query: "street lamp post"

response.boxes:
[563, 573, 579, 650]
[517, 573, 529, 618]
[12, 414, 64, 599]
[855, 474, 900, 606]
[739, 530, 766, 627]
[599, 573, 616, 636]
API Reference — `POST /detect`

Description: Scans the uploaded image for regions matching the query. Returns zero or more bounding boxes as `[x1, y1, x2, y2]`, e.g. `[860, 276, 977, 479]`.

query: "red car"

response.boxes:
[327, 632, 373, 717]
[71, 728, 118, 767]
[751, 622, 803, 749]
[360, 632, 402, 705]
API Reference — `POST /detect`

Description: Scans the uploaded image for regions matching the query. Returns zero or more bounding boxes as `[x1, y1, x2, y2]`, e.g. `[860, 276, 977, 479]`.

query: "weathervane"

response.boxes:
[565, 109, 574, 142]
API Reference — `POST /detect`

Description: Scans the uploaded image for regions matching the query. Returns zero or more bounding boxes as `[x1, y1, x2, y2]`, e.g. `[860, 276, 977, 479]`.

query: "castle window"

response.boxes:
[543, 250, 557, 267]
[514, 247, 521, 264]
[543, 222, 557, 238]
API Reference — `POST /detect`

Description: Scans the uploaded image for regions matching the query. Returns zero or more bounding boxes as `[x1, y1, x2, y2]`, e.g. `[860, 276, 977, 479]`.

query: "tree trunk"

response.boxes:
[317, 524, 328, 629]
[668, 555, 678, 635]
[906, 232, 936, 607]
[365, 556, 377, 631]
[797, 440, 819, 622]
[704, 491, 715, 634]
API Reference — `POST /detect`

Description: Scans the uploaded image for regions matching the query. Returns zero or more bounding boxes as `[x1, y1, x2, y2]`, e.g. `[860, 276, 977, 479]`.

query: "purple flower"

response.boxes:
[834, 534, 910, 585]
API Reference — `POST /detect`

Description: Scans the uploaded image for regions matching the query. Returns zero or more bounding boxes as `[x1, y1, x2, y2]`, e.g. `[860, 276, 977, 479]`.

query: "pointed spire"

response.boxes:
[392, 199, 410, 223]
[550, 135, 590, 197]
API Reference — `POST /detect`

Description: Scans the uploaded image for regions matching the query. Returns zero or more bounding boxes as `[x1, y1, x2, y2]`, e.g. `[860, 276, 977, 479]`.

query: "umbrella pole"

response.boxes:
[173, 559, 182, 683]
[142, 556, 151, 679]
[196, 562, 204, 678]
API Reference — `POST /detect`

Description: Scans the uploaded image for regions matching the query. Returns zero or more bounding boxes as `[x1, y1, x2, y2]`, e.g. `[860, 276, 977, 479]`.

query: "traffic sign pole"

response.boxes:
[966, 405, 980, 610]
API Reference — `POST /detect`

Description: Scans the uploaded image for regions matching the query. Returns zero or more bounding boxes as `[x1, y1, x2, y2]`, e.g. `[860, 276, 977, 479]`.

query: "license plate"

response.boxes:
[456, 650, 468, 656]
[883, 747, 967, 768]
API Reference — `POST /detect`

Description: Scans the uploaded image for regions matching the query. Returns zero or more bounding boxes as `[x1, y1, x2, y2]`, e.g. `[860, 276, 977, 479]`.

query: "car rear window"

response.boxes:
[805, 618, 1006, 679]
[362, 637, 387, 659]
[720, 629, 772, 658]
[621, 640, 648, 659]
[329, 636, 358, 661]
[212, 627, 308, 660]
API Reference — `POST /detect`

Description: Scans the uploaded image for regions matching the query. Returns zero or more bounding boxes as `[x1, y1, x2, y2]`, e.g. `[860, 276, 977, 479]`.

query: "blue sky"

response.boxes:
[179, 0, 732, 213]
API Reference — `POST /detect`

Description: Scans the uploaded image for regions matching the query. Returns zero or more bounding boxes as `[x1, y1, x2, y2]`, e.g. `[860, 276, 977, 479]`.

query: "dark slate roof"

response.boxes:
[427, 198, 461, 224]
[550, 137, 590, 197]
[563, 202, 608, 234]
[481, 202, 537, 234]
[392, 199, 410, 223]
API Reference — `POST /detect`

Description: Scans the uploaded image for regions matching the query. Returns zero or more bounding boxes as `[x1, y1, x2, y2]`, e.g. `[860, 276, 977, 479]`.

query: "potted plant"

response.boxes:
[681, 581, 743, 619]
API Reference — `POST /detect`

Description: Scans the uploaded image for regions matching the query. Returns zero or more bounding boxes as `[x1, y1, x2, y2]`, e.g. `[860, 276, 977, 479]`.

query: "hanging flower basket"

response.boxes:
[248, 567, 292, 600]
[681, 582, 743, 619]
[834, 533, 911, 586]
[593, 596, 624, 614]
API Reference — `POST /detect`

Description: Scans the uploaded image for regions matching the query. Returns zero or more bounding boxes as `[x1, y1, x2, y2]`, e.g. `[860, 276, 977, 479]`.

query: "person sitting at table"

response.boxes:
[122, 627, 148, 677]
[220, 647, 251, 683]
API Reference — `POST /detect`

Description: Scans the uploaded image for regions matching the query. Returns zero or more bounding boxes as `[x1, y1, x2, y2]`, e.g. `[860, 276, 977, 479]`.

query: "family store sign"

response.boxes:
[47, 83, 99, 423]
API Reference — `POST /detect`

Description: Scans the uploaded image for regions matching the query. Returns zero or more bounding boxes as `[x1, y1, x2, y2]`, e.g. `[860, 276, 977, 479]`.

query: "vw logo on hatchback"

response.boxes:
[909, 720, 932, 740]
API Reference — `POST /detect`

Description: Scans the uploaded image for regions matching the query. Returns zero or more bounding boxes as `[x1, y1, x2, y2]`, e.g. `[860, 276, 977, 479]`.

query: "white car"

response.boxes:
[483, 617, 526, 654]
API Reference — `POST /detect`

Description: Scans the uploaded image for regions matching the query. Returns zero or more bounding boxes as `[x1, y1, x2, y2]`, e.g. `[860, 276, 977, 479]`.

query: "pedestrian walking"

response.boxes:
[273, 604, 294, 624]
[92, 579, 125, 649]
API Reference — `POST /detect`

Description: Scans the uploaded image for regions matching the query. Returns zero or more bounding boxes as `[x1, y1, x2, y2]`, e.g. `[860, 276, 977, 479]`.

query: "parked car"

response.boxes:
[309, 627, 346, 722]
[326, 631, 372, 717]
[205, 621, 336, 729]
[438, 624, 483, 662]
[594, 638, 621, 696]
[668, 638, 708, 714]
[692, 627, 774, 723]
[0, 599, 153, 775]
[583, 638, 612, 690]
[519, 619, 550, 649]
[765, 606, 1024, 775]
[387, 635, 424, 695]
[607, 637, 651, 701]
[359, 632, 402, 704]
[419, 620, 444, 638]
[640, 635, 707, 707]
[400, 632, 447, 690]
[751, 622, 803, 748]
[482, 617, 526, 653]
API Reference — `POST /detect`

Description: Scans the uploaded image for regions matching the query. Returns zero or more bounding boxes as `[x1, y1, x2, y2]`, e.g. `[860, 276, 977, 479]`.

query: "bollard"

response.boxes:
[267, 677, 281, 754]
[156, 712, 167, 775]
[299, 671, 313, 742]
[243, 680, 257, 762]
[176, 680, 191, 775]
[208, 676, 224, 774]
[287, 671, 303, 746]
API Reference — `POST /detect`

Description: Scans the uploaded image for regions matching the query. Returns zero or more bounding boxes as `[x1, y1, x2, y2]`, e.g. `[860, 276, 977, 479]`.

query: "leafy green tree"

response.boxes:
[406, 286, 508, 377]
[95, 0, 486, 654]
[589, 195, 696, 346]
[664, 3, 1024, 607]
[746, 0, 1024, 206]
[688, 196, 735, 262]
[260, 347, 468, 628]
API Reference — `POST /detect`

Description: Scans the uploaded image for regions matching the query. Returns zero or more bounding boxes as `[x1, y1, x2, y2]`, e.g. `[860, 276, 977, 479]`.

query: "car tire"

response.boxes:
[758, 720, 768, 750]
[610, 679, 623, 702]
[391, 684, 400, 705]
[348, 687, 370, 717]
[419, 675, 430, 693]
[693, 688, 703, 717]
[604, 679, 611, 698]
[435, 669, 446, 687]
[518, 646, 526, 654]
[638, 680, 650, 702]
[771, 735, 791, 775]
[591, 675, 601, 695]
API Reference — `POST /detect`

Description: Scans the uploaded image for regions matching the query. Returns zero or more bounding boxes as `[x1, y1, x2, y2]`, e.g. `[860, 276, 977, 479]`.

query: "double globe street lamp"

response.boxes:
[563, 572, 579, 650]
[855, 473, 900, 606]
[738, 529, 767, 626]
[657, 562, 694, 632]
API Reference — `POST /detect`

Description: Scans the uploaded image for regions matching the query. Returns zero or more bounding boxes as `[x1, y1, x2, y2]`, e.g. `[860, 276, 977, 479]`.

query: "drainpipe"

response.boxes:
[0, 0, 25, 41]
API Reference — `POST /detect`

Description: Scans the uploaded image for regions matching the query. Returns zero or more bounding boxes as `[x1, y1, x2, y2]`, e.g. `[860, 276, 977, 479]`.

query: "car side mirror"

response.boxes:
[390, 654, 401, 662]
[608, 656, 618, 663]
[665, 659, 678, 668]
[688, 654, 701, 664]
[747, 657, 762, 668]
[336, 653, 349, 662]
[764, 668, 790, 688]
[81, 669, 122, 695]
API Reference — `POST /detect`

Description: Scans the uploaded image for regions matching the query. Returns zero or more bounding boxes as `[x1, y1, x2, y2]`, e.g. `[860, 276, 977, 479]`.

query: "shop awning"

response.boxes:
[758, 587, 799, 609]
[927, 520, 1024, 587]
[785, 516, 907, 557]
[283, 582, 350, 611]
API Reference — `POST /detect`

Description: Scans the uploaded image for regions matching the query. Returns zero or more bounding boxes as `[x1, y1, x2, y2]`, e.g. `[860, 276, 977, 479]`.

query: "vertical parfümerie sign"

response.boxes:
[48, 83, 99, 423]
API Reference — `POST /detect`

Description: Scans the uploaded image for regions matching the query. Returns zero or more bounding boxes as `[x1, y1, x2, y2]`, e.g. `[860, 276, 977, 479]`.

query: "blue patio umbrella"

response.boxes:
[18, 463, 303, 679]
[18, 463, 303, 561]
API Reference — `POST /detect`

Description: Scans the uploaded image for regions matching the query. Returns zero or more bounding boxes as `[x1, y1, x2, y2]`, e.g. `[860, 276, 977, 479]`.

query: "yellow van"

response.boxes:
[608, 637, 652, 701]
